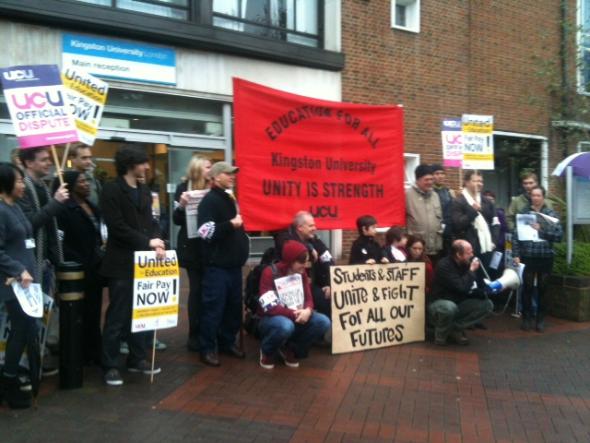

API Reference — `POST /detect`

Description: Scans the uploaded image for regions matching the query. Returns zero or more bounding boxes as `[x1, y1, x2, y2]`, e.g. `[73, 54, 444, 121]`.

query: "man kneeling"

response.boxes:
[429, 239, 493, 345]
[258, 240, 331, 369]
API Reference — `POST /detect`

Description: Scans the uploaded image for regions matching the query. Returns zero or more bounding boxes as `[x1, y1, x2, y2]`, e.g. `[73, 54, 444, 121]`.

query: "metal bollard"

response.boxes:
[57, 261, 85, 389]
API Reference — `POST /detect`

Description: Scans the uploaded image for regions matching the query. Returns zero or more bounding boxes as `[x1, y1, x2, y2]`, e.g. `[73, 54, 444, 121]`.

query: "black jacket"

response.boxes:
[56, 198, 103, 270]
[100, 177, 159, 279]
[349, 235, 385, 265]
[197, 186, 249, 268]
[431, 256, 483, 304]
[450, 194, 499, 256]
[274, 226, 334, 288]
[173, 181, 204, 269]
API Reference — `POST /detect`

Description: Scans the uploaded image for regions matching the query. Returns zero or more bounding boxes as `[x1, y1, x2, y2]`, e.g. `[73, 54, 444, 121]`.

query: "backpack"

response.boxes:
[243, 247, 277, 337]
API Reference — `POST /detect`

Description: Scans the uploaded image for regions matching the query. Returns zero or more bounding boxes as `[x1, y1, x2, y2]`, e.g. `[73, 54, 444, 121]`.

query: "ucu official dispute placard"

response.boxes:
[234, 78, 405, 231]
[1, 64, 79, 148]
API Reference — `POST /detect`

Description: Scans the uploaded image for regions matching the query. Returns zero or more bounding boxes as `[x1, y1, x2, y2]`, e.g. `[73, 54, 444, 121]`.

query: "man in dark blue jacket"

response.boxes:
[197, 162, 250, 366]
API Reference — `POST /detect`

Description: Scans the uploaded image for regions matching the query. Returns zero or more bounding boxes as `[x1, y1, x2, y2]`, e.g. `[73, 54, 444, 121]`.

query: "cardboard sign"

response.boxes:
[132, 250, 180, 332]
[234, 78, 405, 230]
[462, 114, 494, 170]
[330, 263, 425, 354]
[62, 67, 108, 146]
[0, 64, 79, 148]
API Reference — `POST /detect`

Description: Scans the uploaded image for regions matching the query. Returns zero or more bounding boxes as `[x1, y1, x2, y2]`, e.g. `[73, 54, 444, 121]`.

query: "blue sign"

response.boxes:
[62, 33, 176, 86]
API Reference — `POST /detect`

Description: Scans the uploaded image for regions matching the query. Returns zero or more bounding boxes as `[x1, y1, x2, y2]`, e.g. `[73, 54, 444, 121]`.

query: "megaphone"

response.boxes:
[485, 268, 521, 294]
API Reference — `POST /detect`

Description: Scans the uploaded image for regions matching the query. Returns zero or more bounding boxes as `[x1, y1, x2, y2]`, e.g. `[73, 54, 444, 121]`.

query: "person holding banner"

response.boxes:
[429, 240, 493, 346]
[406, 164, 443, 264]
[512, 186, 562, 332]
[0, 162, 37, 409]
[197, 161, 249, 367]
[100, 145, 166, 386]
[258, 240, 330, 369]
[54, 170, 105, 365]
[173, 155, 212, 352]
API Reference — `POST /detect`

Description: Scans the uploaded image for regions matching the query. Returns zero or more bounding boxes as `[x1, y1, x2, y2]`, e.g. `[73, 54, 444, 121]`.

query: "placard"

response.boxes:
[462, 114, 494, 170]
[441, 117, 463, 167]
[62, 67, 109, 145]
[330, 263, 425, 354]
[0, 64, 79, 148]
[132, 250, 180, 332]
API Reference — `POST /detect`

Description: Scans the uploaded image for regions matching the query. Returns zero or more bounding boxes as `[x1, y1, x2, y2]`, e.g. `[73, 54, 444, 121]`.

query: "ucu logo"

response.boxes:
[11, 91, 65, 110]
[2, 69, 35, 81]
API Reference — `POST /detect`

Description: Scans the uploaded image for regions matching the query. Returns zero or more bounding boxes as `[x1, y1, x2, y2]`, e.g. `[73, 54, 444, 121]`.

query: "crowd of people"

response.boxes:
[0, 146, 563, 410]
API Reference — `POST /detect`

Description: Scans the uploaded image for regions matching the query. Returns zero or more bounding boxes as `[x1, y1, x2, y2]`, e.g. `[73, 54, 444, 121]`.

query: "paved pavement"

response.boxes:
[3, 292, 590, 443]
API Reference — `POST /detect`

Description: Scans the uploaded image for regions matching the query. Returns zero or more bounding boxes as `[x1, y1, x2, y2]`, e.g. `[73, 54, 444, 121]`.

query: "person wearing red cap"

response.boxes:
[257, 240, 331, 369]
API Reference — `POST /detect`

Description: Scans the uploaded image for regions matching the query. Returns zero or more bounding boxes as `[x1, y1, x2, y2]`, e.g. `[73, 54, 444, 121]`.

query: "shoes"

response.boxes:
[279, 347, 299, 368]
[259, 350, 275, 370]
[447, 331, 469, 346]
[1, 375, 32, 409]
[221, 345, 246, 359]
[120, 341, 129, 355]
[18, 375, 32, 392]
[474, 322, 488, 330]
[104, 368, 124, 386]
[154, 339, 167, 351]
[200, 352, 220, 367]
[127, 360, 162, 375]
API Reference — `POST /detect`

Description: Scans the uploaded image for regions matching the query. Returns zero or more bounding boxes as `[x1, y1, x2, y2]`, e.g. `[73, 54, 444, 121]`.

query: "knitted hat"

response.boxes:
[281, 240, 308, 264]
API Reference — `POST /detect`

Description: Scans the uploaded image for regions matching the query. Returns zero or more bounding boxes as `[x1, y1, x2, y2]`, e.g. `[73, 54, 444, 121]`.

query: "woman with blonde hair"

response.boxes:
[173, 155, 212, 351]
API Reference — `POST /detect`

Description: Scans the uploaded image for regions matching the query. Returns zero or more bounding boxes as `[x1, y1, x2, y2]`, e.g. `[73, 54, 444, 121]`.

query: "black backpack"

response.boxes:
[243, 247, 277, 337]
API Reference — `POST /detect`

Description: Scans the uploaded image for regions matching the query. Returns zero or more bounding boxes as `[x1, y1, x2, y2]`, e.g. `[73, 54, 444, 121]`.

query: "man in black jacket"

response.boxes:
[429, 239, 493, 346]
[100, 145, 166, 386]
[197, 162, 249, 367]
[274, 211, 334, 317]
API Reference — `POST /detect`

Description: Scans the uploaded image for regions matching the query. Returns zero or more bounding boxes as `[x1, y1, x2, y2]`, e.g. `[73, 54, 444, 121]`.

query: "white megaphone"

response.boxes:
[485, 268, 521, 294]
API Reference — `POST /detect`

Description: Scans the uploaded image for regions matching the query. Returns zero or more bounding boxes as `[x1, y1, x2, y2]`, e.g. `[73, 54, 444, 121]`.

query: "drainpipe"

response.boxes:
[560, 0, 569, 158]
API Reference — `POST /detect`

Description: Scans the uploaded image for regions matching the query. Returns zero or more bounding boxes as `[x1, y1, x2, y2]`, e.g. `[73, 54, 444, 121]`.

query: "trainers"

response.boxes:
[127, 360, 161, 375]
[259, 350, 275, 370]
[120, 341, 129, 355]
[42, 365, 59, 377]
[279, 347, 299, 368]
[154, 339, 167, 351]
[104, 368, 123, 386]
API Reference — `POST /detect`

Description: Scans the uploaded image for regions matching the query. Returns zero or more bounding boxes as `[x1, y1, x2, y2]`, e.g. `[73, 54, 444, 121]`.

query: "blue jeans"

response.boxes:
[259, 312, 331, 358]
[199, 266, 242, 354]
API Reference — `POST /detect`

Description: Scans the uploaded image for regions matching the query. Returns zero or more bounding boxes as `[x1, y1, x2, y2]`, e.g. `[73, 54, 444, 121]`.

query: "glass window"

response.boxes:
[213, 0, 321, 48]
[391, 0, 420, 33]
[69, 0, 189, 20]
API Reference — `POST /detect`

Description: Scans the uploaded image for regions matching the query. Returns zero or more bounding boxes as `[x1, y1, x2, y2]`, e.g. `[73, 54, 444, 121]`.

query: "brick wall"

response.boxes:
[339, 0, 565, 257]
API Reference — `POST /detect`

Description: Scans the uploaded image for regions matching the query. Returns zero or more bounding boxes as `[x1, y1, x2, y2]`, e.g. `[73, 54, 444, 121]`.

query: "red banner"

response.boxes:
[234, 78, 405, 231]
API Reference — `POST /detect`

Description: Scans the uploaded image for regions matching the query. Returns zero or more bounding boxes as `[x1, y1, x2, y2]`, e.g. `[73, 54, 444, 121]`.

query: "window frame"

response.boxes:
[391, 0, 420, 34]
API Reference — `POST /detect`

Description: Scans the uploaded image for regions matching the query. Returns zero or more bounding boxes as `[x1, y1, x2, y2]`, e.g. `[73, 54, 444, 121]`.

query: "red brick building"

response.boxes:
[339, 0, 585, 258]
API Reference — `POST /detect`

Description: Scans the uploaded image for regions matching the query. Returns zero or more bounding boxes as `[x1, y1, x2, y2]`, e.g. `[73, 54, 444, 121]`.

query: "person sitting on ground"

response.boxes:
[384, 226, 408, 263]
[258, 240, 331, 370]
[349, 215, 389, 265]
[429, 239, 494, 346]
[405, 235, 433, 296]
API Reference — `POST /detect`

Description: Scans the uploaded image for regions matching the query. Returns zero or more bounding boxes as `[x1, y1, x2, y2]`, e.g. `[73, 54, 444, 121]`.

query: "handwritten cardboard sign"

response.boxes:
[330, 263, 425, 354]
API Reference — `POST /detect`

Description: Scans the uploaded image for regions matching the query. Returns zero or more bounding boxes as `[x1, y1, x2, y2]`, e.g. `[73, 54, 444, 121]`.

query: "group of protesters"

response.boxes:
[0, 145, 562, 409]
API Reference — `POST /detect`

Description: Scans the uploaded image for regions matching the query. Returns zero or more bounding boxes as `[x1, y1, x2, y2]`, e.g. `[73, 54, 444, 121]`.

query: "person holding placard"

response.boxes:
[349, 215, 389, 265]
[405, 235, 433, 296]
[0, 162, 37, 409]
[258, 240, 331, 369]
[512, 186, 562, 332]
[173, 155, 212, 352]
[383, 226, 408, 263]
[100, 145, 166, 386]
